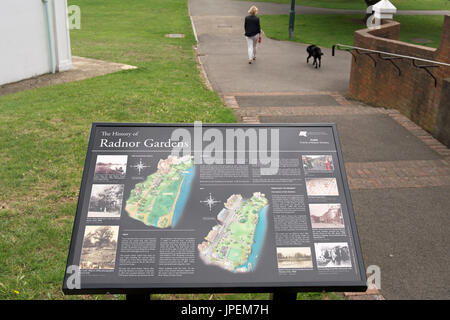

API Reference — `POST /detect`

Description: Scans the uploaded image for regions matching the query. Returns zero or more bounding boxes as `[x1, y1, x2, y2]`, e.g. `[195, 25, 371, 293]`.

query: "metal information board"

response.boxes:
[63, 123, 367, 295]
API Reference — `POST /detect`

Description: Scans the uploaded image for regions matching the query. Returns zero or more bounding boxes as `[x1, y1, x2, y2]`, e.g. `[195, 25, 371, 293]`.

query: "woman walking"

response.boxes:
[244, 6, 261, 64]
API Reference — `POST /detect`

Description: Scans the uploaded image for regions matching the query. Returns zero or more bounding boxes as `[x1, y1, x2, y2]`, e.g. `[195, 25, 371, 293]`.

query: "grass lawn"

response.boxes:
[261, 14, 445, 48]
[0, 0, 236, 300]
[239, 0, 450, 10]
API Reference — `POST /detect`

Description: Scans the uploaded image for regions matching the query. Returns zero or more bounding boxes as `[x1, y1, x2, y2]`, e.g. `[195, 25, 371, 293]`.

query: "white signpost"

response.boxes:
[366, 0, 397, 28]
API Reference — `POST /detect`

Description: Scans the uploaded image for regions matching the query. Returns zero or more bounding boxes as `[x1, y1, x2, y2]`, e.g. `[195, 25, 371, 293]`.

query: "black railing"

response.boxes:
[332, 44, 450, 87]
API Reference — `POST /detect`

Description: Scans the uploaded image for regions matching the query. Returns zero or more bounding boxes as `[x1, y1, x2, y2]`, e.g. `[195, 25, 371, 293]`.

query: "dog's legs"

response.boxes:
[307, 54, 311, 64]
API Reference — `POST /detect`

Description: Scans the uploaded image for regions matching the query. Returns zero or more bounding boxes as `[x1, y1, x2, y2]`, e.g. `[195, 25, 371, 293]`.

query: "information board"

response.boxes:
[63, 123, 367, 294]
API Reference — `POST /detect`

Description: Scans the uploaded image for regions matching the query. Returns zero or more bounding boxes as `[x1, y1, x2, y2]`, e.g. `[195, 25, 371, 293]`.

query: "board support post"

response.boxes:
[126, 294, 151, 301]
[271, 290, 298, 302]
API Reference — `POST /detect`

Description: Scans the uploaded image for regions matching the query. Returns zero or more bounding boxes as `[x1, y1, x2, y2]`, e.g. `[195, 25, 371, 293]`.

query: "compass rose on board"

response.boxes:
[200, 193, 221, 212]
[130, 158, 151, 175]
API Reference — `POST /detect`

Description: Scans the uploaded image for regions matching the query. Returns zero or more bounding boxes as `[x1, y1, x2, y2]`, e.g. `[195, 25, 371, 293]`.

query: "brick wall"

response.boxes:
[435, 79, 450, 147]
[349, 15, 450, 147]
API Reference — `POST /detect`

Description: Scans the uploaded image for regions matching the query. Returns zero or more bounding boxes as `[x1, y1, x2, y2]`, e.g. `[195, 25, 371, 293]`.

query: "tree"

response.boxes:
[88, 226, 115, 248]
[82, 236, 94, 248]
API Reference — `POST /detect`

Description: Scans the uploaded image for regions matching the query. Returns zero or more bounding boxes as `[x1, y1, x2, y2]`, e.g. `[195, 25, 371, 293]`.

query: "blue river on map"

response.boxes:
[235, 205, 268, 272]
[170, 165, 196, 228]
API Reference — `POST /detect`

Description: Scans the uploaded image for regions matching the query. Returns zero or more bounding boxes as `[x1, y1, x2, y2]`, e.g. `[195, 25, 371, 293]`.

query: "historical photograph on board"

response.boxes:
[276, 247, 313, 269]
[309, 203, 345, 228]
[314, 242, 352, 268]
[305, 178, 339, 196]
[302, 155, 334, 172]
[87, 184, 124, 218]
[94, 155, 128, 179]
[80, 225, 119, 270]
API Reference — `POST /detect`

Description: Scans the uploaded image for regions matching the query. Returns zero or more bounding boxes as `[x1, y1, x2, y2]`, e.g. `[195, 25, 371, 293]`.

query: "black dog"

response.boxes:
[306, 44, 324, 68]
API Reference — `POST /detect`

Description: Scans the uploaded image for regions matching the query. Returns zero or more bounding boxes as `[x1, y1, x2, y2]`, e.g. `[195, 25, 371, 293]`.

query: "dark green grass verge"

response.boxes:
[261, 14, 444, 48]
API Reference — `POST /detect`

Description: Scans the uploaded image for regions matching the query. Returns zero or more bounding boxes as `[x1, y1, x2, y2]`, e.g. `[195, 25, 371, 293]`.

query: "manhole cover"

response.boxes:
[165, 34, 185, 38]
[411, 38, 432, 44]
[235, 95, 340, 107]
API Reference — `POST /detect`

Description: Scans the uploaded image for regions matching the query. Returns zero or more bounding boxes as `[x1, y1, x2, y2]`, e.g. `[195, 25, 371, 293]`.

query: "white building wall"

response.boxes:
[0, 0, 72, 86]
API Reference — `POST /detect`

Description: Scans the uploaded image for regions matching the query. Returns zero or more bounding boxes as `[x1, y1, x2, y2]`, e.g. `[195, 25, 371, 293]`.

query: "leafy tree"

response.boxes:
[83, 236, 94, 248]
[86, 226, 115, 248]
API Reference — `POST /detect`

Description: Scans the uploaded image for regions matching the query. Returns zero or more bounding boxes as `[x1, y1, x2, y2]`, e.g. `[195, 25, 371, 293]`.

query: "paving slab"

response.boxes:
[350, 186, 450, 300]
[259, 114, 441, 162]
[0, 56, 136, 96]
[236, 94, 340, 107]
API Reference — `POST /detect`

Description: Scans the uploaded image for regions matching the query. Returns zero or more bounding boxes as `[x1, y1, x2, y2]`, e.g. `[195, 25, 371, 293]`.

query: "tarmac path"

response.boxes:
[189, 0, 450, 300]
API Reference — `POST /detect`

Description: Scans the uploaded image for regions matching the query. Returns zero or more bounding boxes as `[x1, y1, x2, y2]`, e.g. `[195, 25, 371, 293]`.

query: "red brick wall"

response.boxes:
[435, 78, 450, 147]
[349, 15, 450, 146]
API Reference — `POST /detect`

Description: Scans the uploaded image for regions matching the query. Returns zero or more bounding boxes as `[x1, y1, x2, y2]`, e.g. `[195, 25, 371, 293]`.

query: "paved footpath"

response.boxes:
[189, 0, 450, 300]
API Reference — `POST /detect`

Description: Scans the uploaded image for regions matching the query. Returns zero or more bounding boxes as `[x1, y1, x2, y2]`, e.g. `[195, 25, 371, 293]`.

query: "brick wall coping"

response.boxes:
[353, 18, 449, 65]
[333, 43, 450, 67]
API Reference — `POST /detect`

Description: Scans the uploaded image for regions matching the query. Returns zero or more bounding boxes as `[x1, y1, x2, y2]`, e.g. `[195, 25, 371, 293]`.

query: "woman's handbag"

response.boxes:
[258, 33, 262, 43]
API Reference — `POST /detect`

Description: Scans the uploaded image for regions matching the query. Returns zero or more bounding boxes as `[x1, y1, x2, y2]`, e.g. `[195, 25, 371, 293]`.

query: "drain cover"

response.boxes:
[235, 95, 340, 107]
[165, 34, 185, 38]
[411, 38, 432, 44]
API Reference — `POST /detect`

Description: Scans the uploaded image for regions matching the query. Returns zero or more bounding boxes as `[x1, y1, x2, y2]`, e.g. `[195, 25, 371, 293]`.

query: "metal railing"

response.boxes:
[332, 44, 450, 87]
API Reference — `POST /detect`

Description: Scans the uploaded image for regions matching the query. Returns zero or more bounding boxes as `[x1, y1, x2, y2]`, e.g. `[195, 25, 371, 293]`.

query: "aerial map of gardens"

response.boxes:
[198, 192, 268, 273]
[125, 155, 194, 228]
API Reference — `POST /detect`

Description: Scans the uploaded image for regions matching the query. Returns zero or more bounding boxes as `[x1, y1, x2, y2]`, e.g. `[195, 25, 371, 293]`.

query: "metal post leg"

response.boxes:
[271, 290, 298, 302]
[126, 294, 150, 301]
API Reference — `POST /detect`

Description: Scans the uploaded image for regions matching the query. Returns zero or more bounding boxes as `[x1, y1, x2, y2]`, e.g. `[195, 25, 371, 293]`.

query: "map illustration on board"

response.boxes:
[198, 192, 268, 273]
[125, 155, 194, 228]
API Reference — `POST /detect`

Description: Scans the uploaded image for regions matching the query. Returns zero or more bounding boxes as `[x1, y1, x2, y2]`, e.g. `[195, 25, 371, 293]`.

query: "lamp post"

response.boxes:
[289, 0, 295, 39]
